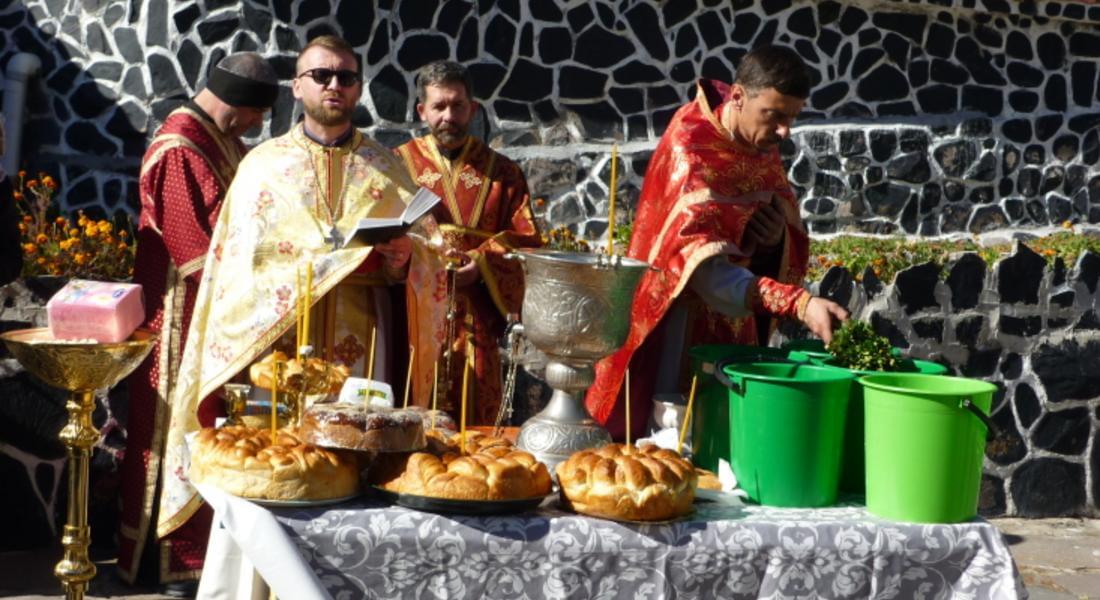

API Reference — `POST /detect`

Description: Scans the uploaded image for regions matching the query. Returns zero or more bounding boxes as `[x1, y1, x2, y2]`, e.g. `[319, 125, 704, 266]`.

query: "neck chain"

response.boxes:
[307, 141, 350, 250]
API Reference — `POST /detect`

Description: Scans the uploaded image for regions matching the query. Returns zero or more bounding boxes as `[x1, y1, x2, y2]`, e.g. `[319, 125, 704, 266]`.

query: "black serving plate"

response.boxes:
[371, 486, 552, 515]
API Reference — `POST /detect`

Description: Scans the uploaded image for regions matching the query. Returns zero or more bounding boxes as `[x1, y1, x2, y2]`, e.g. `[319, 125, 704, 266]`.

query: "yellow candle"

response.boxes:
[430, 361, 439, 430]
[625, 368, 631, 447]
[607, 143, 618, 255]
[459, 359, 469, 455]
[366, 327, 377, 382]
[678, 375, 698, 455]
[403, 345, 414, 408]
[270, 360, 280, 443]
[295, 268, 302, 361]
[302, 262, 313, 350]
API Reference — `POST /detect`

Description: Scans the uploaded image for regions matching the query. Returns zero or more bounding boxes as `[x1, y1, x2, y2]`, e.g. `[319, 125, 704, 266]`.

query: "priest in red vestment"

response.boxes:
[586, 45, 849, 441]
[117, 53, 278, 589]
[396, 60, 542, 425]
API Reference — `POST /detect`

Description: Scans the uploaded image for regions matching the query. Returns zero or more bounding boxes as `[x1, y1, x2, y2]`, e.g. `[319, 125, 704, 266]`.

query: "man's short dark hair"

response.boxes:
[734, 45, 812, 99]
[416, 61, 474, 101]
[298, 35, 360, 73]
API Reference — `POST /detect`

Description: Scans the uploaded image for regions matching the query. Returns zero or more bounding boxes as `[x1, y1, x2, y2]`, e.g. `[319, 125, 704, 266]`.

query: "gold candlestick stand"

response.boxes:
[1, 328, 156, 600]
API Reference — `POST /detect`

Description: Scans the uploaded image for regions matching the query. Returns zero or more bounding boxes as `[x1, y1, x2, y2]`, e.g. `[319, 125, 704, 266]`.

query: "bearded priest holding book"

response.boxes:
[159, 35, 446, 556]
[396, 60, 542, 424]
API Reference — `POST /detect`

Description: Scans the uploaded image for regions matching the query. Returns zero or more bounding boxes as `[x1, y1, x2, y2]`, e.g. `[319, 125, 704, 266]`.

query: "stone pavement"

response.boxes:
[1, 518, 1097, 599]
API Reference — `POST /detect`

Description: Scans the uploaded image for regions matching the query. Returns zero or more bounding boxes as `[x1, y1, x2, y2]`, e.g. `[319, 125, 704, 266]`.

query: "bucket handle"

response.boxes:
[714, 359, 741, 395]
[960, 397, 998, 441]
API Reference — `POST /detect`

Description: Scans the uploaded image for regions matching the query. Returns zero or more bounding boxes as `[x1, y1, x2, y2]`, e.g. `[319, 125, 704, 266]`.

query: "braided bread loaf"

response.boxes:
[383, 444, 552, 500]
[190, 425, 359, 501]
[556, 443, 697, 521]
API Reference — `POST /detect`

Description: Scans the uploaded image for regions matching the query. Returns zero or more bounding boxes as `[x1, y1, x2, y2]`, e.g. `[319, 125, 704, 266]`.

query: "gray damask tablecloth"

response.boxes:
[259, 495, 1025, 599]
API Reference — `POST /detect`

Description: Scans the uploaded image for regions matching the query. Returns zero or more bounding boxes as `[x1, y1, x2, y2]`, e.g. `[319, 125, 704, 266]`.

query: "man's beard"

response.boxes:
[304, 96, 353, 127]
[430, 121, 468, 148]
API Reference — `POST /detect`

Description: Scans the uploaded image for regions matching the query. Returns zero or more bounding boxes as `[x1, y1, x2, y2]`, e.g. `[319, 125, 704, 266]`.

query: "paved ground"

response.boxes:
[1, 518, 1097, 599]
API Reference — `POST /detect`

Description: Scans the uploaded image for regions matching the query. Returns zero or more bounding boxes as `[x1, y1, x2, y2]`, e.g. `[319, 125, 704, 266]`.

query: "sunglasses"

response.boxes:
[297, 68, 361, 87]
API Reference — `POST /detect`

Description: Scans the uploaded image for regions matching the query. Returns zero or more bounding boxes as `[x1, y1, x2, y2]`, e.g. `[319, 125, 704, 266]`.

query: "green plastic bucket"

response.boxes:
[689, 345, 795, 472]
[859, 373, 996, 523]
[819, 358, 950, 494]
[719, 361, 855, 507]
[780, 338, 832, 361]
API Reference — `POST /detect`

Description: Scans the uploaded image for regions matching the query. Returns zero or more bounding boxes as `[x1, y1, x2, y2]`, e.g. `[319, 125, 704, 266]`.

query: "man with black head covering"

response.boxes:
[117, 51, 278, 592]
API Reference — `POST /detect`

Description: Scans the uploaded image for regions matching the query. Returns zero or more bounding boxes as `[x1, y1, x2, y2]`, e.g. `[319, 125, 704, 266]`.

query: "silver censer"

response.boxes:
[506, 249, 651, 472]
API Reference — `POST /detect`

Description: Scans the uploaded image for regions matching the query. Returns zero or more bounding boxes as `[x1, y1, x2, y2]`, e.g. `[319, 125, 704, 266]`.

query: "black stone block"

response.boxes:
[917, 84, 958, 113]
[673, 23, 698, 59]
[816, 155, 841, 171]
[564, 101, 619, 139]
[1000, 315, 1041, 337]
[934, 140, 978, 178]
[1002, 119, 1033, 144]
[1012, 459, 1086, 517]
[65, 122, 118, 156]
[497, 59, 551, 103]
[920, 183, 942, 214]
[398, 33, 452, 71]
[979, 474, 1006, 517]
[861, 266, 883, 296]
[868, 130, 896, 162]
[1017, 167, 1040, 197]
[942, 204, 972, 234]
[866, 166, 883, 185]
[864, 182, 909, 219]
[987, 402, 1027, 466]
[838, 131, 865, 156]
[484, 15, 516, 64]
[1004, 196, 1024, 220]
[812, 81, 848, 111]
[535, 26, 571, 65]
[870, 311, 908, 348]
[961, 85, 1003, 116]
[1068, 32, 1100, 58]
[857, 64, 909, 101]
[851, 48, 884, 80]
[297, 0, 330, 24]
[963, 347, 1001, 377]
[1008, 90, 1039, 112]
[839, 5, 868, 34]
[790, 157, 813, 185]
[957, 37, 1005, 85]
[882, 33, 910, 70]
[1045, 74, 1068, 112]
[1006, 30, 1033, 60]
[1037, 31, 1066, 69]
[1042, 167, 1066, 195]
[1085, 132, 1100, 165]
[896, 262, 941, 315]
[558, 65, 608, 100]
[368, 64, 408, 122]
[71, 81, 116, 119]
[876, 101, 916, 117]
[173, 4, 200, 33]
[818, 266, 853, 309]
[398, 0, 434, 29]
[701, 56, 732, 84]
[969, 186, 994, 206]
[1034, 407, 1090, 455]
[998, 243, 1046, 304]
[1013, 383, 1041, 429]
[575, 25, 635, 69]
[885, 152, 930, 184]
[1033, 339, 1100, 402]
[625, 3, 668, 61]
[911, 317, 944, 342]
[1002, 145, 1020, 175]
[1007, 61, 1043, 87]
[946, 253, 986, 310]
[908, 59, 930, 88]
[1076, 251, 1100, 294]
[608, 87, 644, 115]
[148, 52, 184, 96]
[176, 38, 202, 90]
[1071, 62, 1096, 107]
[1067, 113, 1100, 135]
[1053, 135, 1079, 163]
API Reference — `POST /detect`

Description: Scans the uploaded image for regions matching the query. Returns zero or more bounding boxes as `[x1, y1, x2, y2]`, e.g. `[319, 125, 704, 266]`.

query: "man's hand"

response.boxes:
[743, 195, 787, 252]
[376, 236, 413, 278]
[800, 296, 849, 344]
[443, 248, 480, 288]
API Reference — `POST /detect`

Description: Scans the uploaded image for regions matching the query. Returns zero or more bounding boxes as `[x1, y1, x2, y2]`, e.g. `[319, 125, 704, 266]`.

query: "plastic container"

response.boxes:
[688, 345, 796, 472]
[859, 373, 996, 523]
[719, 361, 854, 507]
[819, 358, 950, 494]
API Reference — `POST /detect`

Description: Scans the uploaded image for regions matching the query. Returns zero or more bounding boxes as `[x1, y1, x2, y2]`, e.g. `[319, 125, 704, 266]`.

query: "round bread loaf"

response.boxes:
[301, 402, 425, 452]
[406, 406, 457, 431]
[383, 445, 552, 500]
[556, 443, 697, 521]
[189, 425, 359, 501]
[696, 468, 722, 491]
[367, 430, 513, 488]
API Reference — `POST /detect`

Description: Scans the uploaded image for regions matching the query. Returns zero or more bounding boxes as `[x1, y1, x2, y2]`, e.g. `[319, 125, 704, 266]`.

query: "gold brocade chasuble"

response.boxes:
[396, 135, 541, 423]
[158, 124, 429, 537]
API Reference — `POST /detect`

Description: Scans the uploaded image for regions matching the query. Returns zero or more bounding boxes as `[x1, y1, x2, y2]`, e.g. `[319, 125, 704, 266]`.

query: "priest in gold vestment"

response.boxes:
[158, 36, 445, 539]
[397, 61, 542, 424]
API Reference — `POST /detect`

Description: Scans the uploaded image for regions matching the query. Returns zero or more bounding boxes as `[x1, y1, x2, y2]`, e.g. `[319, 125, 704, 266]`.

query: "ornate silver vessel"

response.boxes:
[507, 249, 651, 472]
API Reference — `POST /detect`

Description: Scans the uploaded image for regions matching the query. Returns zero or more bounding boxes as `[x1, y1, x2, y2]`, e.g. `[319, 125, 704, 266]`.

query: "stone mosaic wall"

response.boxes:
[1, 0, 1098, 235]
[790, 243, 1100, 517]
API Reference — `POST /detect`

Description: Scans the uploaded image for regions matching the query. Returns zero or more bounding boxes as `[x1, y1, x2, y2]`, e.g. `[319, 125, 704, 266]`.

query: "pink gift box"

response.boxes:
[46, 279, 145, 343]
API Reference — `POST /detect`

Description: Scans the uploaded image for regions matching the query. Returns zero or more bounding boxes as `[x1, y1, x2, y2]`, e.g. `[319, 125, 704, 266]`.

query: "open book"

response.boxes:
[342, 187, 442, 247]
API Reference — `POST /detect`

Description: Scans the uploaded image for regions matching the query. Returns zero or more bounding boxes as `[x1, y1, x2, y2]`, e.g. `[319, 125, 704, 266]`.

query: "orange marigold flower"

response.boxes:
[74, 253, 87, 265]
[18, 223, 27, 234]
[84, 226, 98, 237]
[22, 215, 33, 223]
[22, 243, 37, 254]
[119, 230, 128, 239]
[18, 170, 26, 179]
[35, 233, 47, 244]
[69, 228, 79, 237]
[55, 217, 66, 226]
[77, 215, 88, 226]
[117, 242, 128, 251]
[42, 176, 57, 190]
[27, 179, 39, 189]
[36, 257, 46, 265]
[12, 191, 23, 201]
[97, 221, 112, 233]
